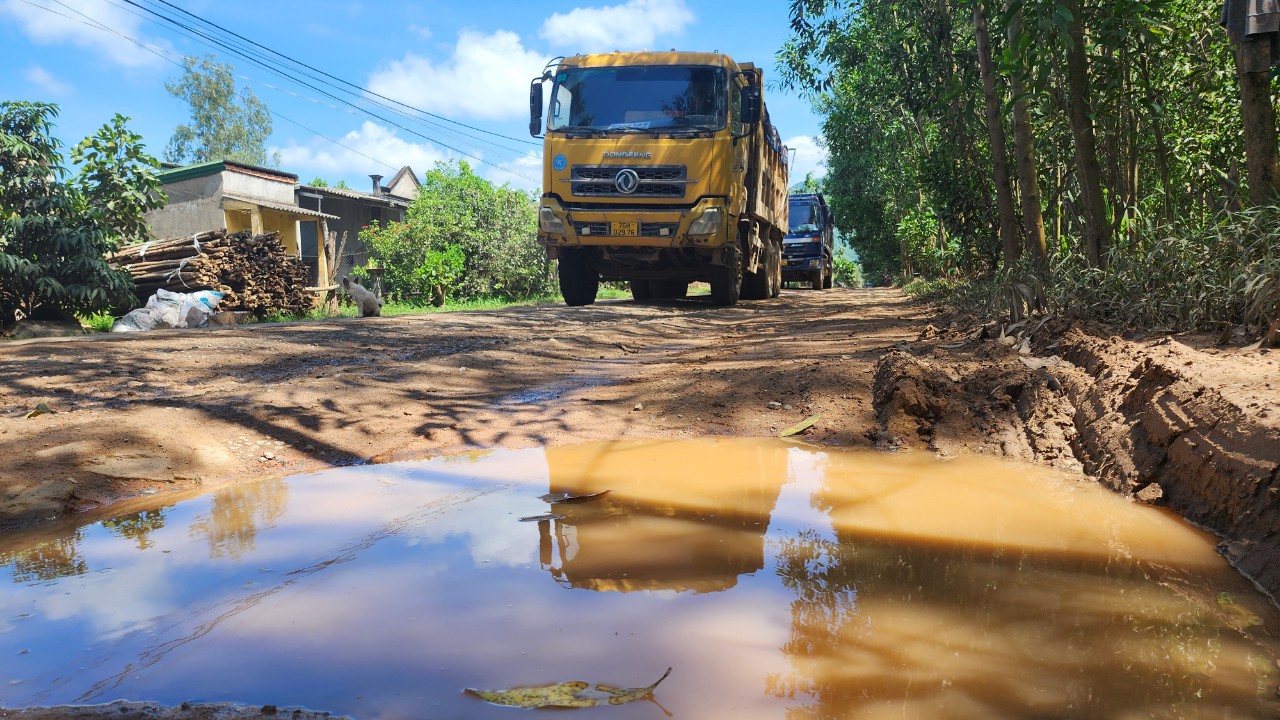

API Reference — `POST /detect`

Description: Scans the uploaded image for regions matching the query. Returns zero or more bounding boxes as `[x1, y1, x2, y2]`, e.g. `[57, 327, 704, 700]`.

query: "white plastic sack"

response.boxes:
[111, 289, 225, 332]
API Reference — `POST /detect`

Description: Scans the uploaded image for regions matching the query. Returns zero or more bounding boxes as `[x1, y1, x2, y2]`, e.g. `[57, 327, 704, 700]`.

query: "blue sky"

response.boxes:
[0, 0, 829, 193]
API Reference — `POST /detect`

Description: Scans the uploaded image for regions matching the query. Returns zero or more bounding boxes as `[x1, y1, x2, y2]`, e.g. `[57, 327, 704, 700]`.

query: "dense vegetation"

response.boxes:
[0, 102, 165, 326]
[357, 161, 553, 305]
[781, 0, 1279, 338]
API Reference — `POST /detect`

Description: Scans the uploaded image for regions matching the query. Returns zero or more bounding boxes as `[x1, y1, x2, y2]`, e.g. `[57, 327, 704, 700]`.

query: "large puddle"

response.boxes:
[1, 439, 1277, 718]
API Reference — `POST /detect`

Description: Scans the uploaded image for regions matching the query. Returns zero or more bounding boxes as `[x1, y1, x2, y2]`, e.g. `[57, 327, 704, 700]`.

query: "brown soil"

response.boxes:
[1, 290, 1277, 719]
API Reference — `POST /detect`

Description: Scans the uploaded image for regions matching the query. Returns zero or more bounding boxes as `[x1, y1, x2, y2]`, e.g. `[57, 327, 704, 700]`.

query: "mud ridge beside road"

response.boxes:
[874, 318, 1280, 602]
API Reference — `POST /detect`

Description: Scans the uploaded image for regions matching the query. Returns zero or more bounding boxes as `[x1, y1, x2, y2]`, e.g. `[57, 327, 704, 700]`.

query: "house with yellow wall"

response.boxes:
[145, 160, 339, 286]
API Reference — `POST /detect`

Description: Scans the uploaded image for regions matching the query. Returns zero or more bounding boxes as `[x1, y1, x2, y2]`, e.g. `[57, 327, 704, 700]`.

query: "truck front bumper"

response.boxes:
[538, 197, 731, 250]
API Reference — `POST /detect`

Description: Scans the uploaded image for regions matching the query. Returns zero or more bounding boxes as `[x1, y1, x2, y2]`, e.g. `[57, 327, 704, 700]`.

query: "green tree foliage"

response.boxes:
[358, 160, 551, 302]
[780, 0, 1255, 283]
[164, 55, 276, 167]
[0, 102, 165, 325]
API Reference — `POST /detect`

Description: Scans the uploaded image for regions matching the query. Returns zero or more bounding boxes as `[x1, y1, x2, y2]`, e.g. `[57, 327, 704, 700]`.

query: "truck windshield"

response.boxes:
[549, 65, 728, 132]
[788, 203, 824, 234]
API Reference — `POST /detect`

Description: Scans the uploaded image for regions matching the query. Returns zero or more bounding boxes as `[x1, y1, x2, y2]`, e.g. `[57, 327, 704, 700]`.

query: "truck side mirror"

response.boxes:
[529, 81, 544, 137]
[740, 86, 761, 126]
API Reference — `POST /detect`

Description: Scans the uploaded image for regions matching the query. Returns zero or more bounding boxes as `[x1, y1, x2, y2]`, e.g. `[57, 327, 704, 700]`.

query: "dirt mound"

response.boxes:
[875, 317, 1280, 601]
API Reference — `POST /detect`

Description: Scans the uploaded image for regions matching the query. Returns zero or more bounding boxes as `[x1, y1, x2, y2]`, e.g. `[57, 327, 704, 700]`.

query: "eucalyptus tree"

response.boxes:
[165, 55, 276, 167]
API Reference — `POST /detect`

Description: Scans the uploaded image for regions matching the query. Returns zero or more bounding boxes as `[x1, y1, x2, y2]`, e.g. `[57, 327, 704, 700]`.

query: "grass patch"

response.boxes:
[913, 205, 1280, 341]
[78, 311, 116, 333]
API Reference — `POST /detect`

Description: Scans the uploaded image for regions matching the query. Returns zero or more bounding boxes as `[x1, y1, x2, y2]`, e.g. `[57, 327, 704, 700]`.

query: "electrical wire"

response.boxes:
[17, 0, 541, 183]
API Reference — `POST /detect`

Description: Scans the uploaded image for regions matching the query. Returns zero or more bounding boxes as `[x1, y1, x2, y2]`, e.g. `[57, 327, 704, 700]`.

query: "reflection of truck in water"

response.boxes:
[535, 440, 787, 593]
[781, 193, 834, 289]
[529, 52, 790, 306]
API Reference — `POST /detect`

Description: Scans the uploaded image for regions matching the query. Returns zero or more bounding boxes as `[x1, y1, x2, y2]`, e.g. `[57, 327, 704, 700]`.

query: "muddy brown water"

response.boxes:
[1, 439, 1277, 719]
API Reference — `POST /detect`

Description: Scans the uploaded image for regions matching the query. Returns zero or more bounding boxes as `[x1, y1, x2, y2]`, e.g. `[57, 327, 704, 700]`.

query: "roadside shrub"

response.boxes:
[832, 256, 866, 287]
[0, 102, 164, 325]
[919, 207, 1280, 340]
[359, 160, 552, 303]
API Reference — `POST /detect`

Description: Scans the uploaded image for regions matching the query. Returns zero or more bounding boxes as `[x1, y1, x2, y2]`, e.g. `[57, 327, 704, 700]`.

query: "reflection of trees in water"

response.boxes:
[765, 529, 860, 719]
[103, 509, 169, 550]
[2, 532, 87, 583]
[767, 519, 1264, 718]
[189, 477, 287, 560]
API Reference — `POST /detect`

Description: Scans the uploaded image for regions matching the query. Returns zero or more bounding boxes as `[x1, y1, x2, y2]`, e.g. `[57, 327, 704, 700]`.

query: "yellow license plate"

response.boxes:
[610, 221, 638, 237]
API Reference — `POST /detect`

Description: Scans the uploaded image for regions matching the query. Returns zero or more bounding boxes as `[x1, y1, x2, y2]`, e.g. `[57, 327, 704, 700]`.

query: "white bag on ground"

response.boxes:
[112, 289, 225, 332]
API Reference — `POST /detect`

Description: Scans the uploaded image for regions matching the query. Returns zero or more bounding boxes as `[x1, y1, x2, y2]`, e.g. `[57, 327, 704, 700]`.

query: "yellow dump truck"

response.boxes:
[529, 51, 790, 306]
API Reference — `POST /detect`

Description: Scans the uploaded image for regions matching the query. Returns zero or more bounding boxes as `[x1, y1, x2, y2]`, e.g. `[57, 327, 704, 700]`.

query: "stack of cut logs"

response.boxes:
[109, 229, 312, 317]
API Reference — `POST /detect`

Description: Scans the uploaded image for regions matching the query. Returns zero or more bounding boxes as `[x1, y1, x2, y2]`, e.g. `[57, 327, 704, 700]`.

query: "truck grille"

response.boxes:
[570, 165, 689, 199]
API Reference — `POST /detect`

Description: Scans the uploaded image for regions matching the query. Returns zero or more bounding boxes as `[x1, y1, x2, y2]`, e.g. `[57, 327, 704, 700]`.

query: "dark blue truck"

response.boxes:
[781, 193, 834, 289]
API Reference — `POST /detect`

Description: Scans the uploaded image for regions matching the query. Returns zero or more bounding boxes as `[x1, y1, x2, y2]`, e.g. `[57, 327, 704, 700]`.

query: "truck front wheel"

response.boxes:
[558, 249, 599, 306]
[710, 247, 742, 307]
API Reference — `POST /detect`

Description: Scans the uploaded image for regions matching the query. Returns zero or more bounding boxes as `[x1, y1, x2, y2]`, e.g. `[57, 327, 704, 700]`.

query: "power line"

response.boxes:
[141, 0, 538, 148]
[112, 0, 538, 182]
[19, 0, 540, 183]
[29, 0, 403, 176]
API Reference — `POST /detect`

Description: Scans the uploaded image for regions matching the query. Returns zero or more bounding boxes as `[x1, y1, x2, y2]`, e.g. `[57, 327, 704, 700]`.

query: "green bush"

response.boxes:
[359, 160, 552, 303]
[0, 102, 165, 326]
[919, 207, 1280, 338]
[832, 256, 866, 287]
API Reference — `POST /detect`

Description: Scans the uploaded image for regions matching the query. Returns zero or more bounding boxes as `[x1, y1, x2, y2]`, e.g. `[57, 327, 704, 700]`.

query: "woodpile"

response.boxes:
[109, 229, 312, 317]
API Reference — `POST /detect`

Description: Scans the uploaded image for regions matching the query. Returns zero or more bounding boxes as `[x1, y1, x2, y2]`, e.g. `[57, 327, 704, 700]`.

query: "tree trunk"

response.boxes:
[973, 0, 1021, 265]
[1006, 6, 1048, 267]
[1235, 37, 1280, 206]
[1064, 0, 1109, 267]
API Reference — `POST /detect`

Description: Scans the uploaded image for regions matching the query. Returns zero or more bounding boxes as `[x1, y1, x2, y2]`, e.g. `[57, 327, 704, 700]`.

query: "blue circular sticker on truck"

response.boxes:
[553, 153, 568, 171]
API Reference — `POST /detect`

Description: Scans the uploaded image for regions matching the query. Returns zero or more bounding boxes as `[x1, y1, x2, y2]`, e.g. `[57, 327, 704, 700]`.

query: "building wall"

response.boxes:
[295, 193, 406, 284]
[260, 208, 301, 254]
[223, 171, 297, 205]
[387, 174, 418, 199]
[145, 174, 224, 240]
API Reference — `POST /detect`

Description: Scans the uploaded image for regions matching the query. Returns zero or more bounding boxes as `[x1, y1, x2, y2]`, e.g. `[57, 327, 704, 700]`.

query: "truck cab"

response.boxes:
[530, 52, 789, 306]
[781, 193, 834, 289]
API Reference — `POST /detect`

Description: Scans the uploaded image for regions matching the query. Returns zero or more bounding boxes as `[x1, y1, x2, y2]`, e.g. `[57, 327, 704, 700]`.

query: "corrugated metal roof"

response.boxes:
[298, 184, 411, 207]
[222, 192, 339, 220]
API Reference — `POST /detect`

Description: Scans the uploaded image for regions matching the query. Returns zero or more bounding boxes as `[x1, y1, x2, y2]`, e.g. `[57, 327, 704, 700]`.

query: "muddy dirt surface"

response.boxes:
[1, 288, 1277, 630]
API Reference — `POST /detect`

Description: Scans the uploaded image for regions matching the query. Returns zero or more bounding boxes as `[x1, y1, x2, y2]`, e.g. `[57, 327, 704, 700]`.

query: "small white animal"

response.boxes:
[343, 276, 384, 317]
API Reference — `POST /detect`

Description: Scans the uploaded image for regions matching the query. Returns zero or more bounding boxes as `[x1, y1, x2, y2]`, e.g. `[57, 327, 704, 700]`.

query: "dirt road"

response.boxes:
[2, 288, 1278, 599]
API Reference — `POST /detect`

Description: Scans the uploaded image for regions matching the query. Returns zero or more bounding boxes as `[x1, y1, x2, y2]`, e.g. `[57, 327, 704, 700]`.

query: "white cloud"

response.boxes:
[1, 0, 167, 68]
[482, 150, 543, 193]
[539, 0, 695, 53]
[271, 121, 451, 181]
[24, 65, 72, 96]
[784, 135, 829, 185]
[366, 29, 548, 121]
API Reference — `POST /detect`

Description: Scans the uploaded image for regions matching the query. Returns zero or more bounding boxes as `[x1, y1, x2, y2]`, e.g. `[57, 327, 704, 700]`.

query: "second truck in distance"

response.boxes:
[782, 192, 834, 289]
[529, 51, 790, 306]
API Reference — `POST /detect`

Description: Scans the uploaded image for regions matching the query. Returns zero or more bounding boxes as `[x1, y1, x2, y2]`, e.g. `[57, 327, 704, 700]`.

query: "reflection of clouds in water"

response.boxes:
[401, 488, 540, 567]
[768, 447, 835, 535]
[36, 561, 176, 641]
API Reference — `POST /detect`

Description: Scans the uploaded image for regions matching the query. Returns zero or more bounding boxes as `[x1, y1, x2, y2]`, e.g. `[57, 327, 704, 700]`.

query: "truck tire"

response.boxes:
[630, 280, 652, 301]
[558, 249, 599, 306]
[810, 268, 823, 290]
[743, 239, 780, 300]
[710, 246, 742, 307]
[823, 261, 834, 289]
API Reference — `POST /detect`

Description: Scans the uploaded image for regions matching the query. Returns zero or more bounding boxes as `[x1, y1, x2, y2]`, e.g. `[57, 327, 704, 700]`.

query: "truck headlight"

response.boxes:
[687, 207, 722, 236]
[539, 207, 566, 234]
